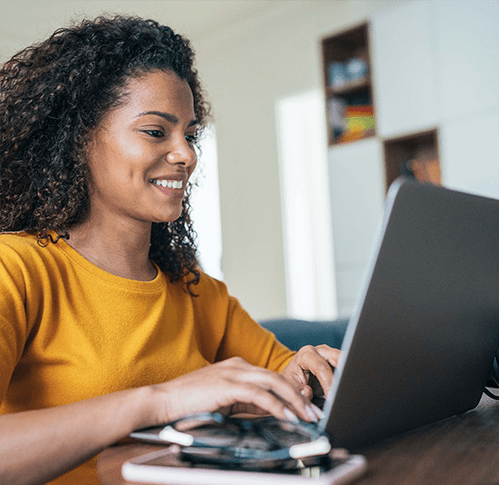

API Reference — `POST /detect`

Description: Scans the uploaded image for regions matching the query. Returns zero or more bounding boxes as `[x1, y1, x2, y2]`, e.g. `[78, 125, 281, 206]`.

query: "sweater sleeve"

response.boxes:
[214, 293, 296, 373]
[0, 241, 30, 404]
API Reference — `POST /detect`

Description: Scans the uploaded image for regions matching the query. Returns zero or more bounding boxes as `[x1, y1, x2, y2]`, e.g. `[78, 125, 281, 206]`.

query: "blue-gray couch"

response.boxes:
[259, 318, 350, 351]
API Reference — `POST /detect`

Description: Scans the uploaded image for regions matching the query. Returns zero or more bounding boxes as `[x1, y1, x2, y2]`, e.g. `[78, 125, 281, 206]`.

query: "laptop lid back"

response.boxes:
[322, 178, 499, 450]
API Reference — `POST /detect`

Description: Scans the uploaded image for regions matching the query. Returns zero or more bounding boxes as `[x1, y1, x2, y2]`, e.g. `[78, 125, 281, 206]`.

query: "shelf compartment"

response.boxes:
[326, 77, 371, 97]
[322, 22, 375, 146]
[383, 129, 440, 191]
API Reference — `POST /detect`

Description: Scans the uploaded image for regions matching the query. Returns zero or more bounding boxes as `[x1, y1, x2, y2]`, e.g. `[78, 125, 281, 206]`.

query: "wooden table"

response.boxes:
[97, 394, 499, 484]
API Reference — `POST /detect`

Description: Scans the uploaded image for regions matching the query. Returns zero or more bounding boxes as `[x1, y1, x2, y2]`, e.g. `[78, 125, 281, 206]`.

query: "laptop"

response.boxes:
[127, 177, 499, 466]
[321, 176, 499, 450]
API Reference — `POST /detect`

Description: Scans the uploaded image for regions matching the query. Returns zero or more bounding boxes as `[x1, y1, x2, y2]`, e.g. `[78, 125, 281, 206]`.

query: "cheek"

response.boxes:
[90, 139, 152, 184]
[188, 159, 198, 178]
[104, 134, 145, 166]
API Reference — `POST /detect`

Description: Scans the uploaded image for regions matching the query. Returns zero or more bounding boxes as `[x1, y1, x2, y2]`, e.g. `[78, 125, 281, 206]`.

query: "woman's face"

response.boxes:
[85, 70, 198, 227]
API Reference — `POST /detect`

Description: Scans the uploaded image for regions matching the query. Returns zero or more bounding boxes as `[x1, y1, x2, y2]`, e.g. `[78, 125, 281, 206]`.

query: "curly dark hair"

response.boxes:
[0, 15, 211, 292]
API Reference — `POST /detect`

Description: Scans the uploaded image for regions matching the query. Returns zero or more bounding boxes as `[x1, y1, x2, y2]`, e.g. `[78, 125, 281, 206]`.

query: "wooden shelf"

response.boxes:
[321, 23, 441, 190]
[383, 129, 441, 191]
[326, 77, 371, 97]
[322, 23, 375, 146]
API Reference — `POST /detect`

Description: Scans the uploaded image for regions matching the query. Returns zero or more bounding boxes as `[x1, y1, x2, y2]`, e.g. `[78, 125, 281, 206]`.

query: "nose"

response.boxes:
[166, 139, 197, 167]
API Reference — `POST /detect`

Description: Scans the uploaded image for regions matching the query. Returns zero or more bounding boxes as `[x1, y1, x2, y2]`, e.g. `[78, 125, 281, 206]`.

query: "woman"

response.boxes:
[0, 15, 339, 485]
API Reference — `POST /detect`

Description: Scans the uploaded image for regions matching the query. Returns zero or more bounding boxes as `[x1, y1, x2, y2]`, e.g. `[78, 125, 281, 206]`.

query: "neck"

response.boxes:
[66, 217, 157, 282]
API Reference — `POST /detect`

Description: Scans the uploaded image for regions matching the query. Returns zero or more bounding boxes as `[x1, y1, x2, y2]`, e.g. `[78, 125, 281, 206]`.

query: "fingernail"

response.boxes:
[311, 403, 324, 420]
[283, 407, 300, 423]
[306, 405, 319, 423]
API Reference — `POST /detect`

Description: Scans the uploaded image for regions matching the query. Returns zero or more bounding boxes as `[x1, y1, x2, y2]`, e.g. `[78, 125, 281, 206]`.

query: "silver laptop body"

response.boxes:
[321, 177, 499, 450]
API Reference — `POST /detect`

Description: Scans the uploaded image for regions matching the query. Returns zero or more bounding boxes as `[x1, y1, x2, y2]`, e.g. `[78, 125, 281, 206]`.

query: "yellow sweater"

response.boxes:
[0, 232, 294, 484]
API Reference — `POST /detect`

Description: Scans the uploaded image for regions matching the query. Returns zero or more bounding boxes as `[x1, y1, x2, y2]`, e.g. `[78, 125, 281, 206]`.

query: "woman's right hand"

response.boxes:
[0, 359, 320, 485]
[149, 357, 322, 425]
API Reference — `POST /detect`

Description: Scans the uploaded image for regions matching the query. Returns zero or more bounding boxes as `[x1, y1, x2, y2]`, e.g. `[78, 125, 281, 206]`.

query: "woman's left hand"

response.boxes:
[281, 345, 341, 401]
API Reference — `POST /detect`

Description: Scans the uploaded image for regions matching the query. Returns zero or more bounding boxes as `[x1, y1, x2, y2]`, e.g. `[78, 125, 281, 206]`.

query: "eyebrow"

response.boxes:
[136, 110, 198, 127]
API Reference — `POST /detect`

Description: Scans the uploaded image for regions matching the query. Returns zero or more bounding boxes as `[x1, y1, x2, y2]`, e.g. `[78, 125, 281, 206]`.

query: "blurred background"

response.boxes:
[1, 0, 498, 322]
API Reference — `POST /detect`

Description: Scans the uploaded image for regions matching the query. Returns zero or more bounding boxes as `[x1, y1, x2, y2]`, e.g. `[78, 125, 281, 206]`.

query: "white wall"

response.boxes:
[193, 0, 396, 319]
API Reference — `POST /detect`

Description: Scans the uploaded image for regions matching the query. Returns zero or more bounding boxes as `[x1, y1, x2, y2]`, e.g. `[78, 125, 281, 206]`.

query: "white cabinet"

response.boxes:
[328, 138, 385, 316]
[370, 1, 439, 138]
[433, 0, 499, 120]
[371, 0, 499, 126]
[324, 0, 499, 317]
[440, 113, 499, 201]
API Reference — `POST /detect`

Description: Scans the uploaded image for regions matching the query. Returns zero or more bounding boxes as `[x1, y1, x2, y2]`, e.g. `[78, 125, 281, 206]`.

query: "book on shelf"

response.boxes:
[328, 102, 375, 144]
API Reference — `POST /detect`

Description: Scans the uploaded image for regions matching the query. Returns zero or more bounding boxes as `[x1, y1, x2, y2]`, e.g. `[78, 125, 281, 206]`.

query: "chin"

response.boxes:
[155, 212, 183, 224]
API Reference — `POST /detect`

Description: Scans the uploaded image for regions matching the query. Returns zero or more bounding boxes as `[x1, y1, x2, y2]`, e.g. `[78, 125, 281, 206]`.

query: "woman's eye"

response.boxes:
[144, 129, 165, 138]
[185, 133, 199, 144]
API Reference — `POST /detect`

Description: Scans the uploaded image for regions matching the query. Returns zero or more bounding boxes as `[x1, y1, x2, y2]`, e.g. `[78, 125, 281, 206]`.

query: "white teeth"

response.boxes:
[151, 179, 183, 189]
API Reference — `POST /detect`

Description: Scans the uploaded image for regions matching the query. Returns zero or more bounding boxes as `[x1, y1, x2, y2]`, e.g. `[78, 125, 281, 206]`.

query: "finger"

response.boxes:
[230, 382, 304, 422]
[235, 366, 320, 423]
[314, 345, 341, 368]
[213, 358, 310, 421]
[296, 346, 336, 397]
[300, 384, 313, 400]
[253, 371, 315, 422]
[279, 365, 312, 401]
[283, 365, 310, 393]
[313, 346, 341, 395]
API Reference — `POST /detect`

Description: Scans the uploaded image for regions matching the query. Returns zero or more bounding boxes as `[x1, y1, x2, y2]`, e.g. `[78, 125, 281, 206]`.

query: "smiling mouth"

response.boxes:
[150, 179, 184, 189]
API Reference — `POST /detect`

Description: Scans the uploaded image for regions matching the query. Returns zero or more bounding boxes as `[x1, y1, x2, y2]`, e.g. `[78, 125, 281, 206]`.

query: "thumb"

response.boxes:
[299, 384, 313, 400]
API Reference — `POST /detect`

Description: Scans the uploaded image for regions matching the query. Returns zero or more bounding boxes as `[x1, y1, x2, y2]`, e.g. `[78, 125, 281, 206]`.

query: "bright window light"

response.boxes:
[276, 90, 338, 320]
[190, 125, 224, 281]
